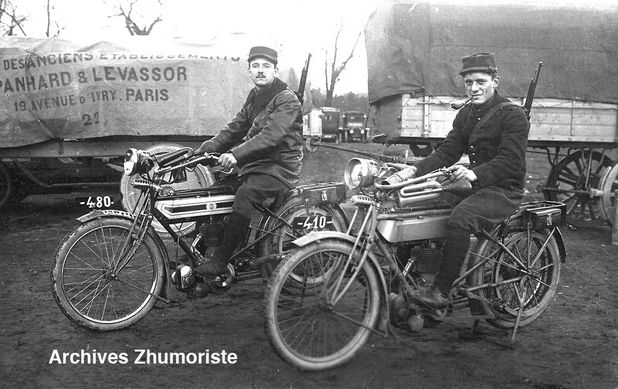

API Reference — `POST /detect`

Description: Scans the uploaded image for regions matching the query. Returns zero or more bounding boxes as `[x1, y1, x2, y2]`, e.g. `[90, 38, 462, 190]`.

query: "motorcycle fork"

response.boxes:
[327, 204, 376, 306]
[114, 194, 156, 274]
[110, 192, 173, 304]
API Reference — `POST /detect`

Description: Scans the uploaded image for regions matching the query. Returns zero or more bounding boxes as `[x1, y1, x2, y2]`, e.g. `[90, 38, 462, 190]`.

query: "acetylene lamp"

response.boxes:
[344, 158, 379, 189]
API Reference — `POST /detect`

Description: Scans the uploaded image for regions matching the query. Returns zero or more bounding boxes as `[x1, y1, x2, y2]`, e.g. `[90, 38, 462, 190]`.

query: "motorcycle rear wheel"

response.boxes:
[468, 224, 561, 329]
[51, 218, 165, 331]
[264, 240, 381, 371]
[257, 197, 347, 278]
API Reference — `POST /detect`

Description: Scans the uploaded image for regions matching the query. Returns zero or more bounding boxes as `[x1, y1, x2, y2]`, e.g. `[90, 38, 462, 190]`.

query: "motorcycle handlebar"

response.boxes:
[154, 152, 220, 175]
[155, 147, 194, 167]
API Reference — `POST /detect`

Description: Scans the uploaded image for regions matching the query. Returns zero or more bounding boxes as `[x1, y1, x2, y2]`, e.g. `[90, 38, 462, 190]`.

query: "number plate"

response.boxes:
[74, 195, 115, 209]
[292, 215, 333, 231]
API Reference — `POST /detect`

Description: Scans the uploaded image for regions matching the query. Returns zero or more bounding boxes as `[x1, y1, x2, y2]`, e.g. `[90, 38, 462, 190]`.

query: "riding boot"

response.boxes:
[196, 213, 250, 276]
[412, 227, 470, 308]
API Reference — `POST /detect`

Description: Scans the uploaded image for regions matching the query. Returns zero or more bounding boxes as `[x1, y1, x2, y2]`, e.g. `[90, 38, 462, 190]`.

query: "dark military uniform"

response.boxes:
[198, 77, 303, 271]
[201, 82, 303, 190]
[414, 91, 529, 292]
[415, 91, 529, 232]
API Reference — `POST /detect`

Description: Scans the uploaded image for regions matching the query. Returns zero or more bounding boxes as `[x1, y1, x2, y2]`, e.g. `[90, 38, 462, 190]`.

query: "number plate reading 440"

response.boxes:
[75, 196, 115, 209]
[292, 215, 333, 230]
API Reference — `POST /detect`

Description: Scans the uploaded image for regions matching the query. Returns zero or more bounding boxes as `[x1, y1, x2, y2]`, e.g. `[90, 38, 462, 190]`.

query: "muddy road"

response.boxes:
[1, 146, 616, 388]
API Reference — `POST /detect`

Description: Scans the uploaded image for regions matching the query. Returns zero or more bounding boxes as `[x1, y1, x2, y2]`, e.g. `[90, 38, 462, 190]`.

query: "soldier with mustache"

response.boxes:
[195, 46, 303, 276]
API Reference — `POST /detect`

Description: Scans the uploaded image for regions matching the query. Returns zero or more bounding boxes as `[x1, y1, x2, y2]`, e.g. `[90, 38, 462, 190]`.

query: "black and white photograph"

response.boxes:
[1, 0, 616, 387]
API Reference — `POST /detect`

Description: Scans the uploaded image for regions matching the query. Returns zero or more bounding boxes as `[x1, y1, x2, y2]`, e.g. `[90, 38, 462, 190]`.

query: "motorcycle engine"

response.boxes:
[199, 221, 224, 247]
[398, 241, 443, 274]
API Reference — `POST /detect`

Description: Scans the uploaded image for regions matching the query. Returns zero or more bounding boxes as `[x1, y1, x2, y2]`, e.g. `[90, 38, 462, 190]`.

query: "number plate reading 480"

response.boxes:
[292, 215, 333, 230]
[75, 196, 115, 209]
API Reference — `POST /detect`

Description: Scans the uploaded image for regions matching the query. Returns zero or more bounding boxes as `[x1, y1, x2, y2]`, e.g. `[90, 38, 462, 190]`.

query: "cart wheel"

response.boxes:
[0, 162, 29, 208]
[304, 137, 320, 153]
[599, 163, 618, 225]
[0, 162, 13, 208]
[544, 150, 614, 225]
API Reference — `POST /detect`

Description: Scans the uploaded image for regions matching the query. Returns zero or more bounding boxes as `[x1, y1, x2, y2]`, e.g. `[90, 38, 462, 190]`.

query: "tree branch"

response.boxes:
[116, 0, 162, 36]
[323, 25, 362, 106]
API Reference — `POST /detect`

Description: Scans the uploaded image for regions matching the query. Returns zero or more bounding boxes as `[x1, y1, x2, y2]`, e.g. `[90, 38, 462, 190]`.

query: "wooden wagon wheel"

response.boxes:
[599, 163, 618, 225]
[0, 162, 13, 208]
[544, 150, 614, 225]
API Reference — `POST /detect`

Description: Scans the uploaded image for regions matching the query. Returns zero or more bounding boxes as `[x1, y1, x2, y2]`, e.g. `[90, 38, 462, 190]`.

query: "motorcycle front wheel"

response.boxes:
[264, 240, 381, 371]
[468, 224, 561, 329]
[51, 218, 165, 331]
[256, 197, 348, 278]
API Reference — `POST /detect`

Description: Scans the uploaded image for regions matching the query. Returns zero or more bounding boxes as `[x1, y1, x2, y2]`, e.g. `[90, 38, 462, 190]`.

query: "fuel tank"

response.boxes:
[155, 194, 235, 220]
[377, 208, 451, 243]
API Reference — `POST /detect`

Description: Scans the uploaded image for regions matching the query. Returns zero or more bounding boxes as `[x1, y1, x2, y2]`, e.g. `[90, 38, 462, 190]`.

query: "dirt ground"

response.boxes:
[1, 144, 616, 389]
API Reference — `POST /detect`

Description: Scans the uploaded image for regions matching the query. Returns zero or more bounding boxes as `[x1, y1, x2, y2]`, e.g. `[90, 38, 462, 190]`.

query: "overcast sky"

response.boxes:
[12, 0, 617, 94]
[15, 0, 379, 94]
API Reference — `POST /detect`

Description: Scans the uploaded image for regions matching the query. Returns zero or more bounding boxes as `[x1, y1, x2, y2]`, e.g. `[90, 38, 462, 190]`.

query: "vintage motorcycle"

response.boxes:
[264, 157, 567, 371]
[51, 146, 347, 331]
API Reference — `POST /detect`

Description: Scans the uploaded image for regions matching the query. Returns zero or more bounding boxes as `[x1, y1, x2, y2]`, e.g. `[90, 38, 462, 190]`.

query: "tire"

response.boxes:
[468, 222, 561, 329]
[51, 218, 165, 331]
[264, 240, 381, 371]
[256, 197, 348, 278]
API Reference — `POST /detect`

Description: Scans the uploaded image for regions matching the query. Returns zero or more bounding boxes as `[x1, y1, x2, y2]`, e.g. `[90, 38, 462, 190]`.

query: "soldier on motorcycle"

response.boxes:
[194, 45, 304, 276]
[407, 52, 530, 309]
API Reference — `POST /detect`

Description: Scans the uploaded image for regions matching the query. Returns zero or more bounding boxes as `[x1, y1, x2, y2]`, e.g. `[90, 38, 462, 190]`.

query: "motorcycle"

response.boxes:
[264, 157, 567, 371]
[51, 146, 347, 331]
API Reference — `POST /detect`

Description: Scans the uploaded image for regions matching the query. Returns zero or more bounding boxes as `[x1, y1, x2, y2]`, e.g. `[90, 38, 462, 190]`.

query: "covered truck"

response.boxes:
[364, 1, 618, 224]
[0, 37, 305, 208]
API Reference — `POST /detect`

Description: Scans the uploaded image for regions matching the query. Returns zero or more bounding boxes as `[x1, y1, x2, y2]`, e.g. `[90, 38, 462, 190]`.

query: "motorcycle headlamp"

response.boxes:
[123, 148, 154, 176]
[123, 148, 139, 175]
[344, 158, 379, 190]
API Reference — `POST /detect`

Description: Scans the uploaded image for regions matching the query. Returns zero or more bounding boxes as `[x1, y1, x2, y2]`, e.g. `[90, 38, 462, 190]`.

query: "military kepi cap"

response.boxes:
[248, 46, 278, 65]
[459, 52, 497, 75]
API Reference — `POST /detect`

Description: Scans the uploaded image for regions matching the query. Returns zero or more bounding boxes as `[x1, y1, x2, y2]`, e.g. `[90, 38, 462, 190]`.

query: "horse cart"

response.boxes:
[365, 2, 618, 226]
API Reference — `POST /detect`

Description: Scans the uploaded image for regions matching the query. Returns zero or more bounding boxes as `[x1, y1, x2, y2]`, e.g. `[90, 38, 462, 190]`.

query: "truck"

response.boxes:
[0, 36, 306, 210]
[341, 111, 368, 142]
[319, 107, 343, 143]
[364, 1, 618, 224]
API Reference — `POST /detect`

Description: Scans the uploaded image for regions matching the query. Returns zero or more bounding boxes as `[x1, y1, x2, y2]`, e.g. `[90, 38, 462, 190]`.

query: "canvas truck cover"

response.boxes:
[365, 1, 618, 104]
[0, 37, 302, 149]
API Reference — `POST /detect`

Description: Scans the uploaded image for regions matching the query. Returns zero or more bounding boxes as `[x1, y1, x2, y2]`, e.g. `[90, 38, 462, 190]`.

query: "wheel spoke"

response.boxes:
[472, 228, 560, 328]
[52, 220, 161, 330]
[266, 241, 380, 370]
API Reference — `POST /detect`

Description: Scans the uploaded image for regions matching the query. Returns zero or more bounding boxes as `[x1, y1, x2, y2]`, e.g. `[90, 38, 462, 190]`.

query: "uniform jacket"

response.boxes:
[415, 92, 529, 190]
[201, 81, 303, 187]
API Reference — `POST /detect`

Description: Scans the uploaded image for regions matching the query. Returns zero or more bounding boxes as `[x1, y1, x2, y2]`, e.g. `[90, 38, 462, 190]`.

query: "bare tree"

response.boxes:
[0, 0, 27, 36]
[323, 24, 362, 107]
[45, 0, 64, 37]
[114, 0, 163, 36]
